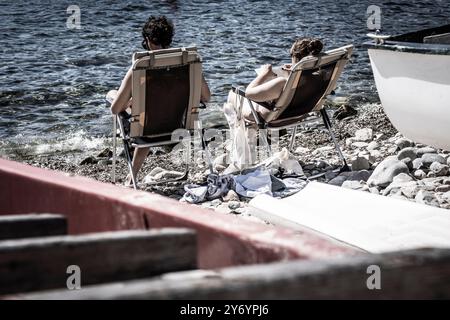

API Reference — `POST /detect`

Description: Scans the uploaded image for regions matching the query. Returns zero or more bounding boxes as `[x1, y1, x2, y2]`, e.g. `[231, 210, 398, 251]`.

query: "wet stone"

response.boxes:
[429, 162, 449, 176]
[395, 138, 413, 150]
[421, 153, 446, 167]
[397, 147, 417, 161]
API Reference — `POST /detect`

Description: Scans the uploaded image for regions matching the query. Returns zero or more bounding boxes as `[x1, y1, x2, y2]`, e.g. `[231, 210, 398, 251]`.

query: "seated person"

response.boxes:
[109, 15, 211, 184]
[226, 37, 323, 121]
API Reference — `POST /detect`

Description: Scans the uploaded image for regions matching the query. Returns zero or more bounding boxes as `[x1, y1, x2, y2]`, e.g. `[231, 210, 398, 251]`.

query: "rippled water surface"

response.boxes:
[1, 0, 449, 160]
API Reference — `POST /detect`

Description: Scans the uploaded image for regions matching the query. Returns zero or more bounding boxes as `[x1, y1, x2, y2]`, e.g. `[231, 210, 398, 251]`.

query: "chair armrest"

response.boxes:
[231, 85, 267, 128]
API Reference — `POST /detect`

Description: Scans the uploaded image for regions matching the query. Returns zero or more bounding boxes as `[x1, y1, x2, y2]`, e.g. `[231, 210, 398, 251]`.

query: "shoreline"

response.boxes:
[20, 103, 450, 215]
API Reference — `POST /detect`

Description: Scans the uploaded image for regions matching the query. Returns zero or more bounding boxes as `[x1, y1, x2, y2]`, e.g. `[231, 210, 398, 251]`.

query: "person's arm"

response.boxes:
[245, 64, 286, 102]
[200, 73, 211, 103]
[110, 67, 132, 114]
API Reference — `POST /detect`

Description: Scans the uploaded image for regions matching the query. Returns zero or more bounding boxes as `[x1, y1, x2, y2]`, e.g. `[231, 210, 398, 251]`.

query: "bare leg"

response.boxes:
[126, 147, 150, 185]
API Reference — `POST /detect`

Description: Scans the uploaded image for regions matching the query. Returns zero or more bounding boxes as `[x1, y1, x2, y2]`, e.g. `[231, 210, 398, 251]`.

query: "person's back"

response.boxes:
[108, 15, 211, 185]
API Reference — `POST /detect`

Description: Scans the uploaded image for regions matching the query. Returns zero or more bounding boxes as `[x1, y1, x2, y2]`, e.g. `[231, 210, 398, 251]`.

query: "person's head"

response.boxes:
[289, 37, 323, 64]
[142, 15, 174, 50]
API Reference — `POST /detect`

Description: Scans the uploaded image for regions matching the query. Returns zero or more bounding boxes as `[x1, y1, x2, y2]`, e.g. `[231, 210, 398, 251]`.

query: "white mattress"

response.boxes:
[249, 182, 450, 253]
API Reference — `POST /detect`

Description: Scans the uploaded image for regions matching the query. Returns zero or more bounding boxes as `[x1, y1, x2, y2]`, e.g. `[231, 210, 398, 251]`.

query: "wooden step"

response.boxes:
[0, 229, 196, 295]
[0, 214, 67, 240]
[18, 248, 450, 300]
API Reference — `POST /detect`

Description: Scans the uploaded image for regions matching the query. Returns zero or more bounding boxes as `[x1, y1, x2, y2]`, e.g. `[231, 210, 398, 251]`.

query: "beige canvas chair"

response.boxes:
[108, 47, 210, 189]
[232, 44, 353, 172]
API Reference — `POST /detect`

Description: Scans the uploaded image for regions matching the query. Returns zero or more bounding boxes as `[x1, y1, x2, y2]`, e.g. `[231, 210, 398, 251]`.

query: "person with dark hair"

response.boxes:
[226, 37, 323, 121]
[109, 15, 211, 185]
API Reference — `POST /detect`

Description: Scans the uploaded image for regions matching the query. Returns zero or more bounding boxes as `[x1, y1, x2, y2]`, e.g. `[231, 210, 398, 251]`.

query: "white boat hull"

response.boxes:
[368, 48, 450, 150]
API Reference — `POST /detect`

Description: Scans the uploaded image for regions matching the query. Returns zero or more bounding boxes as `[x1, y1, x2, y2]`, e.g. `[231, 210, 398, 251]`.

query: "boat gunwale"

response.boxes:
[363, 40, 450, 55]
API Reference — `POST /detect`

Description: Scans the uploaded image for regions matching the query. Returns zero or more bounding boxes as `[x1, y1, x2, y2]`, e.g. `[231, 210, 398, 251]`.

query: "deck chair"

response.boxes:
[232, 44, 353, 172]
[108, 47, 211, 189]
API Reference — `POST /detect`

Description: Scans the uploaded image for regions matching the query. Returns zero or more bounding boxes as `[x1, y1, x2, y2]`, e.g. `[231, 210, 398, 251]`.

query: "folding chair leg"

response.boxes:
[123, 140, 138, 190]
[112, 115, 117, 183]
[258, 129, 271, 158]
[320, 109, 350, 172]
[289, 126, 298, 152]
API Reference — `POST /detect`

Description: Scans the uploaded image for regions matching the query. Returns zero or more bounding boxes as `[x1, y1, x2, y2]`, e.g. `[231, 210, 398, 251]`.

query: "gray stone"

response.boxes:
[97, 159, 112, 166]
[443, 178, 450, 185]
[401, 157, 413, 170]
[228, 201, 241, 210]
[397, 147, 417, 161]
[417, 147, 437, 157]
[369, 149, 383, 159]
[342, 180, 365, 190]
[351, 141, 369, 149]
[421, 153, 446, 166]
[315, 160, 329, 169]
[435, 185, 450, 193]
[442, 191, 450, 201]
[346, 170, 372, 182]
[412, 158, 424, 170]
[79, 156, 97, 165]
[97, 148, 112, 158]
[429, 162, 449, 176]
[414, 169, 426, 179]
[210, 199, 222, 207]
[328, 174, 348, 187]
[448, 156, 450, 166]
[354, 128, 373, 142]
[393, 173, 414, 183]
[415, 190, 440, 207]
[369, 187, 379, 195]
[351, 157, 370, 171]
[388, 146, 399, 154]
[367, 141, 380, 151]
[222, 190, 240, 202]
[325, 170, 339, 181]
[395, 138, 413, 150]
[401, 184, 421, 199]
[367, 158, 410, 188]
[427, 171, 437, 178]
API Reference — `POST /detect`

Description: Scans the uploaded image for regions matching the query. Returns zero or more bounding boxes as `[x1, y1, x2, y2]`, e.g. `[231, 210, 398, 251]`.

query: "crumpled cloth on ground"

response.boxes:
[182, 173, 235, 204]
[182, 167, 307, 204]
[143, 167, 186, 184]
[233, 166, 307, 198]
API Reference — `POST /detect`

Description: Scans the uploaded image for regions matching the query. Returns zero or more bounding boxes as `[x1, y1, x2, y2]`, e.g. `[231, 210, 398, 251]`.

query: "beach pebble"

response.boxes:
[414, 169, 426, 179]
[367, 141, 380, 151]
[388, 146, 398, 154]
[435, 185, 450, 193]
[401, 157, 413, 170]
[351, 141, 369, 149]
[346, 170, 372, 182]
[315, 160, 329, 169]
[412, 158, 424, 170]
[328, 174, 348, 186]
[222, 190, 240, 202]
[367, 157, 409, 187]
[295, 147, 310, 154]
[351, 156, 370, 171]
[395, 138, 413, 150]
[442, 191, 450, 201]
[443, 178, 450, 185]
[79, 156, 97, 165]
[447, 157, 450, 166]
[97, 148, 113, 158]
[369, 149, 382, 160]
[228, 201, 241, 210]
[417, 147, 437, 157]
[421, 153, 446, 167]
[429, 162, 449, 176]
[211, 199, 222, 207]
[354, 128, 373, 142]
[415, 190, 439, 207]
[401, 183, 421, 199]
[369, 187, 379, 195]
[97, 159, 112, 166]
[397, 147, 417, 161]
[342, 180, 365, 190]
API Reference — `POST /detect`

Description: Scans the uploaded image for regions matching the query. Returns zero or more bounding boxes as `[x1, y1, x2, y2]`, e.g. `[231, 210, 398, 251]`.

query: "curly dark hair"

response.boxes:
[290, 37, 323, 62]
[142, 15, 174, 49]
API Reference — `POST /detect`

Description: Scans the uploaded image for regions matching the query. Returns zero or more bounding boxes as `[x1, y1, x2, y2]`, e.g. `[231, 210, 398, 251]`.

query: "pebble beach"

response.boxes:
[22, 102, 450, 220]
